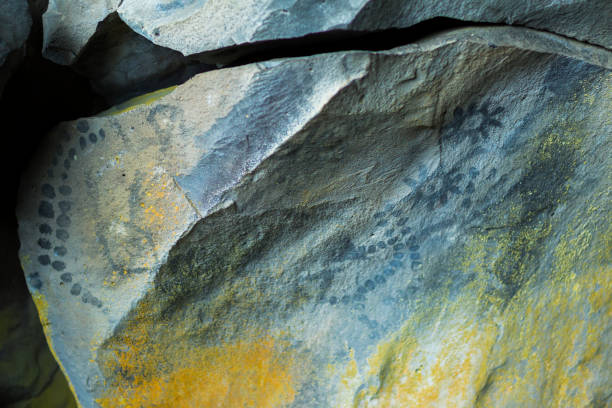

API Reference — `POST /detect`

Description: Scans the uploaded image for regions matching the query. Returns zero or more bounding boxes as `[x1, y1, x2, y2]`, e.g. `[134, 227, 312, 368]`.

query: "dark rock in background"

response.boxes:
[0, 0, 31, 94]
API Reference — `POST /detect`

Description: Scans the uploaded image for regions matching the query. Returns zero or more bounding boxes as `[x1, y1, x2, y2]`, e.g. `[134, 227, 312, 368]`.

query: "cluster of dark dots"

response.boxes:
[28, 119, 104, 309]
[445, 100, 504, 143]
[327, 205, 424, 309]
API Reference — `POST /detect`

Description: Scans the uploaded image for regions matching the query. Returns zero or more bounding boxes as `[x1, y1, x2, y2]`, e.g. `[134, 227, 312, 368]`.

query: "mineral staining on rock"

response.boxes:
[18, 26, 612, 407]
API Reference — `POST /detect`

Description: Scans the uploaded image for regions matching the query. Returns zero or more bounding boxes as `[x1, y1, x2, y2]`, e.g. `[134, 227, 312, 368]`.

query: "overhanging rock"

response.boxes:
[18, 27, 612, 407]
[42, 0, 612, 65]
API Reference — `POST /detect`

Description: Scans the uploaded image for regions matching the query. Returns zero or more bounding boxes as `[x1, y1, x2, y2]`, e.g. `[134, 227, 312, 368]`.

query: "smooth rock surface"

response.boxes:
[72, 13, 214, 105]
[0, 0, 31, 95]
[19, 27, 612, 407]
[42, 0, 612, 66]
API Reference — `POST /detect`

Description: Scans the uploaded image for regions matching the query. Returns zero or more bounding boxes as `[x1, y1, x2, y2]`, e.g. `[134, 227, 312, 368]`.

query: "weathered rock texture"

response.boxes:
[0, 0, 31, 95]
[19, 26, 611, 407]
[42, 0, 612, 66]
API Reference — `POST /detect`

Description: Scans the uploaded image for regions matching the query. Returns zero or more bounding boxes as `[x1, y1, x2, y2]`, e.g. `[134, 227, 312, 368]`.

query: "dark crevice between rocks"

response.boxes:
[69, 16, 476, 107]
[73, 14, 611, 108]
[0, 1, 92, 406]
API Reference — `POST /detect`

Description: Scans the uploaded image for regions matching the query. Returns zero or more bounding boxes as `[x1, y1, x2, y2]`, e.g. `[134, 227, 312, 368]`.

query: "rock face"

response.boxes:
[0, 0, 31, 95]
[18, 26, 611, 407]
[71, 13, 214, 105]
[42, 0, 612, 66]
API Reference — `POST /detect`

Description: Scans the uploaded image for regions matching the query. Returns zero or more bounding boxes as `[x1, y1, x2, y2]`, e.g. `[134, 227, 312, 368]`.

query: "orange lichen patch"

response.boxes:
[97, 336, 301, 408]
[97, 297, 307, 408]
[349, 308, 497, 408]
[344, 185, 611, 407]
[473, 262, 611, 408]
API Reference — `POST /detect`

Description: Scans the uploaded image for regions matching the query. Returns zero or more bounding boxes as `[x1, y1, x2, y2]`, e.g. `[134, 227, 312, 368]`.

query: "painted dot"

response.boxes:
[63, 159, 71, 170]
[79, 137, 87, 150]
[411, 261, 423, 270]
[41, 184, 55, 199]
[409, 245, 420, 252]
[357, 286, 367, 295]
[410, 252, 421, 260]
[99, 129, 105, 139]
[38, 201, 54, 218]
[384, 229, 395, 237]
[52, 261, 66, 271]
[393, 252, 405, 259]
[393, 243, 405, 251]
[38, 255, 50, 265]
[60, 273, 72, 282]
[377, 241, 386, 249]
[353, 293, 366, 302]
[367, 245, 377, 254]
[374, 275, 386, 284]
[390, 260, 403, 268]
[54, 246, 67, 256]
[397, 217, 408, 226]
[329, 296, 338, 305]
[56, 214, 71, 228]
[364, 280, 375, 291]
[56, 229, 69, 241]
[387, 237, 398, 245]
[61, 173, 68, 180]
[405, 236, 417, 246]
[30, 277, 43, 289]
[465, 182, 475, 194]
[70, 283, 81, 296]
[341, 295, 350, 305]
[59, 185, 72, 195]
[383, 268, 396, 277]
[469, 167, 480, 178]
[58, 201, 71, 212]
[373, 211, 384, 219]
[376, 219, 388, 227]
[39, 224, 52, 234]
[89, 133, 97, 143]
[37, 238, 51, 249]
[76, 120, 89, 133]
[462, 198, 472, 208]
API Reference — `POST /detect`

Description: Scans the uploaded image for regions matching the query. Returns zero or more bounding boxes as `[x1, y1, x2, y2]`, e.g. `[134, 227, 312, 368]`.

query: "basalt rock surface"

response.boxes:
[18, 26, 612, 407]
[42, 0, 612, 67]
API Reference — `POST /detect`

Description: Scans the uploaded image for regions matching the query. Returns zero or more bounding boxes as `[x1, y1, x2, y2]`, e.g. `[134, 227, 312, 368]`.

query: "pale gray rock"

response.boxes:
[42, 0, 612, 66]
[42, 0, 121, 65]
[0, 0, 31, 95]
[19, 26, 612, 407]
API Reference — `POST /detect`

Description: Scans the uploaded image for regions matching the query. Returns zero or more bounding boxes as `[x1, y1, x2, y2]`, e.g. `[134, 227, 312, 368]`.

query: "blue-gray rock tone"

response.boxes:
[18, 26, 612, 407]
[43, 0, 611, 65]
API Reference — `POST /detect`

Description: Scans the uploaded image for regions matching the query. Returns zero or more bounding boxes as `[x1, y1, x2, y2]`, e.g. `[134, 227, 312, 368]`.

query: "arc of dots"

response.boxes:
[29, 120, 105, 309]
